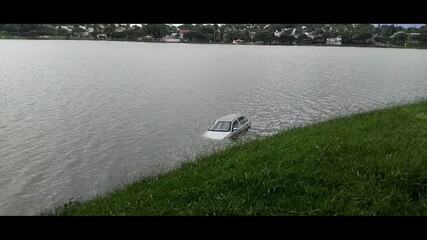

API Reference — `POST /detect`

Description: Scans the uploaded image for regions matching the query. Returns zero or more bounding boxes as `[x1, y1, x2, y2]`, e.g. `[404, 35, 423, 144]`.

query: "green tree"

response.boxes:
[372, 34, 388, 44]
[244, 30, 250, 42]
[72, 26, 86, 37]
[3, 24, 21, 35]
[223, 30, 246, 43]
[186, 31, 208, 42]
[378, 25, 399, 37]
[254, 31, 274, 44]
[179, 24, 194, 30]
[278, 31, 295, 44]
[21, 25, 56, 37]
[103, 24, 116, 38]
[296, 33, 313, 45]
[218, 26, 224, 42]
[352, 24, 375, 44]
[55, 27, 70, 37]
[212, 24, 220, 42]
[390, 32, 408, 46]
[142, 24, 170, 38]
[197, 24, 215, 42]
[339, 25, 354, 44]
[270, 24, 286, 32]
[314, 29, 336, 44]
[127, 25, 143, 40]
[419, 26, 427, 46]
[110, 31, 127, 40]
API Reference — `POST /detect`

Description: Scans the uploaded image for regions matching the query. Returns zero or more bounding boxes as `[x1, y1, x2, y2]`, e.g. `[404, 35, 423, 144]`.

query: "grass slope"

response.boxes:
[55, 101, 427, 216]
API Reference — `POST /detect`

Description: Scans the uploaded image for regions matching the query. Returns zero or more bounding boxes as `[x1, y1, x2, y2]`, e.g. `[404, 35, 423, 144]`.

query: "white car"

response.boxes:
[203, 113, 251, 140]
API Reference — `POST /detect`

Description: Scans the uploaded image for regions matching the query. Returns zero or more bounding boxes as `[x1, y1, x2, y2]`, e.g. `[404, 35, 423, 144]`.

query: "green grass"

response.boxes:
[53, 101, 427, 216]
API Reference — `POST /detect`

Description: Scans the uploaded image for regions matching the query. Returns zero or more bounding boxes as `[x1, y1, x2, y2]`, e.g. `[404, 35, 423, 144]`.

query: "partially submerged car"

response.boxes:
[203, 113, 251, 140]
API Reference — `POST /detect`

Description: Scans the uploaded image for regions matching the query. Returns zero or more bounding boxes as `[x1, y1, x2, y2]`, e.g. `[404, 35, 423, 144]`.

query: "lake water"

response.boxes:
[1, 40, 426, 215]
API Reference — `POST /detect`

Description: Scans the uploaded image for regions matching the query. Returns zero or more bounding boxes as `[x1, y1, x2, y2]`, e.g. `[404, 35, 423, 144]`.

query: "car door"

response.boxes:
[238, 116, 248, 130]
[231, 120, 240, 136]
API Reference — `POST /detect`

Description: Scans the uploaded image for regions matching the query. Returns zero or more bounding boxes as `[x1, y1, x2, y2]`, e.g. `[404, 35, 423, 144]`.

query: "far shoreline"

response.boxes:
[1, 37, 426, 50]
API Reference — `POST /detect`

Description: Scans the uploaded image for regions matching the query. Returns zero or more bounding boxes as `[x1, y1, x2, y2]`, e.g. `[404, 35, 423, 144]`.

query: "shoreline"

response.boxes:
[48, 100, 427, 216]
[1, 37, 426, 50]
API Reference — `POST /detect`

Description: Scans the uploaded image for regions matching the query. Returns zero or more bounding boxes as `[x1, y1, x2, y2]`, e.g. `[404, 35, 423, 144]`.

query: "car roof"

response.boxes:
[216, 113, 244, 122]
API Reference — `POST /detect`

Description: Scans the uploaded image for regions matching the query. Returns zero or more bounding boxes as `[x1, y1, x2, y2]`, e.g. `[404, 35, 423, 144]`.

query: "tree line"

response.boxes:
[1, 24, 426, 48]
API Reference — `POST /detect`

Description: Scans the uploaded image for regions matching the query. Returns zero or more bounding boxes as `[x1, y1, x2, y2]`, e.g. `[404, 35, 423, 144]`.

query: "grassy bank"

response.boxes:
[54, 101, 427, 216]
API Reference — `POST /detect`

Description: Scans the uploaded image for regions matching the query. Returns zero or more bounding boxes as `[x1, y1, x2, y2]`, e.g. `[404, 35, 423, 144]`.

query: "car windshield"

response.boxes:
[208, 121, 231, 132]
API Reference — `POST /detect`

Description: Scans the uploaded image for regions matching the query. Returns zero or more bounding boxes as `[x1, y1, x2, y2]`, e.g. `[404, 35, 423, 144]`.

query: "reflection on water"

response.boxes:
[0, 40, 426, 215]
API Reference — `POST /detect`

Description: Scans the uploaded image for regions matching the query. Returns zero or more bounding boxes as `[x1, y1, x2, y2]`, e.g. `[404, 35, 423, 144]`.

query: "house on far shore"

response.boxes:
[373, 42, 391, 47]
[326, 36, 342, 45]
[179, 29, 191, 39]
[162, 38, 181, 43]
[57, 26, 73, 33]
[116, 26, 126, 33]
[274, 30, 282, 37]
[408, 32, 421, 42]
[233, 39, 244, 44]
[81, 31, 90, 38]
[304, 32, 315, 39]
[162, 34, 181, 43]
[96, 33, 107, 39]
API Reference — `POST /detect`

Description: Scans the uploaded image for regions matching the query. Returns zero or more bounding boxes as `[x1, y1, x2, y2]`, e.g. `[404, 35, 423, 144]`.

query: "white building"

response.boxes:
[249, 31, 257, 38]
[57, 26, 72, 33]
[96, 34, 107, 39]
[291, 29, 297, 36]
[304, 32, 314, 39]
[162, 34, 181, 42]
[162, 38, 181, 43]
[407, 32, 421, 44]
[326, 37, 342, 45]
[116, 27, 125, 32]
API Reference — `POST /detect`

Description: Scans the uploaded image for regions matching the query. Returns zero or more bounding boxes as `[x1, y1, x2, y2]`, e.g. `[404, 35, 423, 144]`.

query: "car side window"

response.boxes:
[238, 116, 247, 125]
[243, 117, 248, 124]
[232, 120, 240, 130]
